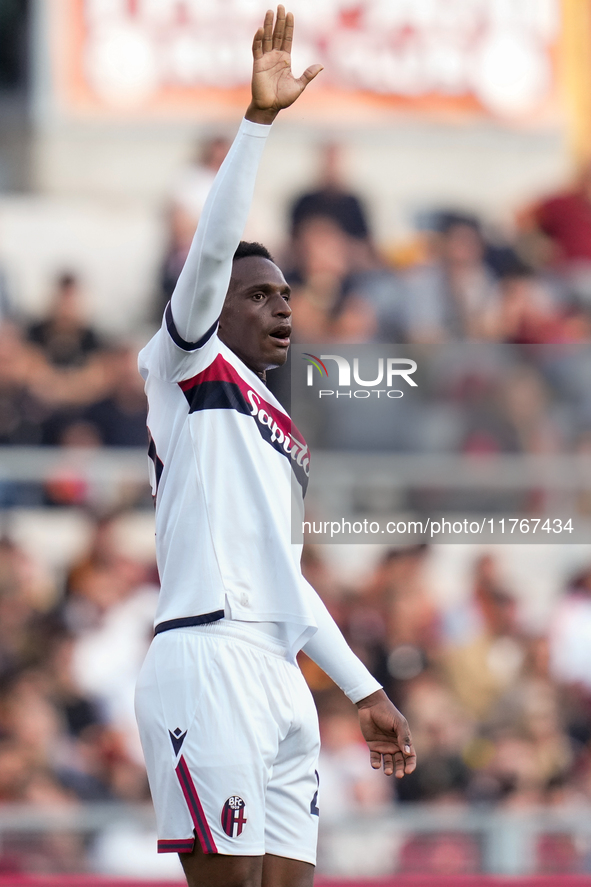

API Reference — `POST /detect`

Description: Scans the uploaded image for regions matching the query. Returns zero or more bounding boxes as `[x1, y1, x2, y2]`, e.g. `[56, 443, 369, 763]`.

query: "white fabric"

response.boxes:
[171, 166, 217, 222]
[170, 118, 270, 344]
[301, 580, 381, 704]
[72, 585, 159, 764]
[244, 590, 382, 703]
[138, 114, 381, 699]
[139, 328, 315, 653]
[135, 621, 320, 863]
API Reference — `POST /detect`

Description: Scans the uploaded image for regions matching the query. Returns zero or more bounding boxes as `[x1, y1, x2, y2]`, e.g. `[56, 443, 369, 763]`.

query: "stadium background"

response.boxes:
[3, 0, 591, 883]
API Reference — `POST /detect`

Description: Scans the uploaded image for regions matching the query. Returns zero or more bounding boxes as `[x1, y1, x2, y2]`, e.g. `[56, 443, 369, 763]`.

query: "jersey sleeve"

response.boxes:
[170, 116, 271, 345]
[300, 578, 383, 704]
[139, 117, 272, 382]
[138, 310, 219, 383]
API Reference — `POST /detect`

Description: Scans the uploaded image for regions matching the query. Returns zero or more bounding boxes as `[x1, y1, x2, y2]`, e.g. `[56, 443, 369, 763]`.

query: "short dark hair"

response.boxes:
[435, 211, 481, 236]
[56, 271, 78, 290]
[233, 241, 274, 263]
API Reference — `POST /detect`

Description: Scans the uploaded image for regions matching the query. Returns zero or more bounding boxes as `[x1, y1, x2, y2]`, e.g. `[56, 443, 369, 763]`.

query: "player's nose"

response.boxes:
[273, 293, 292, 316]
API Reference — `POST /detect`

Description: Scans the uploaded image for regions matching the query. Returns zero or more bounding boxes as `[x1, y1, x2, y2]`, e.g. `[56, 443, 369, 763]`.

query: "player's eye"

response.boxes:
[252, 292, 265, 301]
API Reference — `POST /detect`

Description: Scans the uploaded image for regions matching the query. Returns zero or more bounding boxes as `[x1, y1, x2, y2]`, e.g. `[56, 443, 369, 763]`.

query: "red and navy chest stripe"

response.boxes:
[179, 354, 309, 494]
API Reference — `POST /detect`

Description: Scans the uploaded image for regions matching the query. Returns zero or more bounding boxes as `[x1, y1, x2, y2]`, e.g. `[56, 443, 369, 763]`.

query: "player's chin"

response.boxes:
[265, 341, 290, 367]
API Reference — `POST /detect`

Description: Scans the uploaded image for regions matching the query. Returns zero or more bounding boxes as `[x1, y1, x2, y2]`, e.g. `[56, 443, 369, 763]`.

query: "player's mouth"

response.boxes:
[268, 324, 291, 347]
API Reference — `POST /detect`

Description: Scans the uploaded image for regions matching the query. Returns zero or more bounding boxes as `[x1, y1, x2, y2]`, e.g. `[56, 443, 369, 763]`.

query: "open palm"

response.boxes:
[251, 6, 322, 114]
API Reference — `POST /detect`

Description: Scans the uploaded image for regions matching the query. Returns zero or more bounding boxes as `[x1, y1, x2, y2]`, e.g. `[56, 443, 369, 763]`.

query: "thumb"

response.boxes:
[297, 64, 323, 89]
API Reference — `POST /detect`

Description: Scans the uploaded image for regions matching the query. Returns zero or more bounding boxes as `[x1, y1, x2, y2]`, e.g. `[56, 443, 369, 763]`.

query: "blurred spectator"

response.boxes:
[284, 141, 405, 345]
[482, 679, 573, 807]
[42, 423, 103, 508]
[27, 273, 102, 369]
[396, 669, 474, 804]
[532, 161, 591, 267]
[405, 212, 500, 342]
[549, 564, 591, 745]
[497, 364, 564, 456]
[0, 265, 13, 325]
[45, 512, 158, 761]
[83, 346, 147, 447]
[155, 135, 231, 321]
[357, 547, 440, 703]
[20, 272, 112, 449]
[0, 322, 47, 446]
[0, 536, 56, 678]
[170, 136, 231, 228]
[484, 262, 571, 344]
[71, 582, 157, 764]
[314, 694, 398, 878]
[520, 163, 591, 336]
[317, 696, 392, 819]
[0, 320, 145, 466]
[290, 143, 370, 242]
[287, 216, 377, 343]
[441, 554, 528, 721]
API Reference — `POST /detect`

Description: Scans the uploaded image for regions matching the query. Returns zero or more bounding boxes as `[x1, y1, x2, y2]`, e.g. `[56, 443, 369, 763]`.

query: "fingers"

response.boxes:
[272, 5, 286, 51]
[393, 750, 405, 778]
[262, 8, 274, 53]
[257, 7, 303, 59]
[252, 27, 264, 61]
[370, 751, 414, 779]
[402, 748, 417, 775]
[371, 747, 416, 777]
[297, 64, 324, 88]
[398, 725, 417, 776]
[282, 10, 294, 53]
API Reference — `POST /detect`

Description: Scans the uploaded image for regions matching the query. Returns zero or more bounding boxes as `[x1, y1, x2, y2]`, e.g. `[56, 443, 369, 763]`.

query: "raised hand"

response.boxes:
[356, 690, 417, 778]
[246, 5, 323, 125]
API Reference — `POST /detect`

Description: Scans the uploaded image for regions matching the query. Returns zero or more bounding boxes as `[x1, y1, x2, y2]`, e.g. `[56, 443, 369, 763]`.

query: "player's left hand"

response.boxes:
[356, 689, 416, 777]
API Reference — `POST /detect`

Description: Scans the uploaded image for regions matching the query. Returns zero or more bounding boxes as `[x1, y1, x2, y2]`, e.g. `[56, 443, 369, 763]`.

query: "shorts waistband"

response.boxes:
[154, 610, 224, 635]
[157, 618, 291, 660]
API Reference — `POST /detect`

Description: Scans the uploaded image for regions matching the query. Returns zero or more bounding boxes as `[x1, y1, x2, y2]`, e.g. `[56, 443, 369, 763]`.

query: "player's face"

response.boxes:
[219, 256, 292, 377]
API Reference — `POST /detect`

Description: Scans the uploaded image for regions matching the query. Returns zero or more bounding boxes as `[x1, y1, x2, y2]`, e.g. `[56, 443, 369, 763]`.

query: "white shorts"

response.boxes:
[134, 620, 321, 865]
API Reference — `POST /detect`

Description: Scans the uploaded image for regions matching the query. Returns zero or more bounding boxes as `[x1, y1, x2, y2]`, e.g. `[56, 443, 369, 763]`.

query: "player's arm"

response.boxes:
[169, 6, 322, 345]
[301, 584, 416, 778]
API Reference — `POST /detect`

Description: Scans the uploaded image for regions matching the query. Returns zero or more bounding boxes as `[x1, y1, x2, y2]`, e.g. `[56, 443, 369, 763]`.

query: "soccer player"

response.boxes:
[135, 8, 416, 887]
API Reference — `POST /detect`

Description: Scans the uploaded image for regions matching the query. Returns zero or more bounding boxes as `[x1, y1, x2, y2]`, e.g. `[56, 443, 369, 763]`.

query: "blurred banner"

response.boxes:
[46, 0, 565, 125]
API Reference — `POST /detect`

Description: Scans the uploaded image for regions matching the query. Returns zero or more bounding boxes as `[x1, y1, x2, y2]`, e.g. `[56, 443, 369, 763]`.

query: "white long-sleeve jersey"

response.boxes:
[138, 117, 381, 704]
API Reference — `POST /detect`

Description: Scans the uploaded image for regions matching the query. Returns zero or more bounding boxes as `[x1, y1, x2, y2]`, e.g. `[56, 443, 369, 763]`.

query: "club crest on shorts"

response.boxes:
[221, 796, 247, 837]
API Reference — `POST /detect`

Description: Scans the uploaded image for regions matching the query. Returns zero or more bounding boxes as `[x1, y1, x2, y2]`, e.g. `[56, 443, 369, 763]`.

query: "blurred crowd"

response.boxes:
[304, 543, 591, 875]
[2, 134, 591, 874]
[0, 512, 157, 872]
[159, 137, 591, 347]
[1, 516, 591, 874]
[3, 136, 591, 468]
